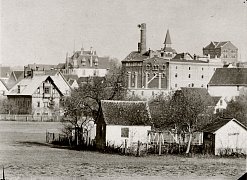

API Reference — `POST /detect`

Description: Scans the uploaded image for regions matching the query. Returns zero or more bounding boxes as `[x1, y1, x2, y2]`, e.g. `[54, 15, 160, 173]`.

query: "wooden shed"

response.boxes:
[95, 100, 152, 149]
[202, 118, 247, 155]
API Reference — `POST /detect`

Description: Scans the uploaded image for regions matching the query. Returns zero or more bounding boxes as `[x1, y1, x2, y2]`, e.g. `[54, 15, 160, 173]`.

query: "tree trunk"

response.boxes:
[186, 125, 192, 154]
[186, 133, 192, 154]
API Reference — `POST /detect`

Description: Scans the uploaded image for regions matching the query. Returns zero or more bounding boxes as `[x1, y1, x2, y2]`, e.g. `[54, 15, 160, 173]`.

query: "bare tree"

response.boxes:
[61, 64, 127, 146]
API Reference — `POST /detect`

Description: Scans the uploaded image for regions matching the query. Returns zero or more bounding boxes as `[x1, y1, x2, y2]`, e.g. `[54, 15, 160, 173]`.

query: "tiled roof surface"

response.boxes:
[63, 74, 79, 81]
[101, 100, 152, 126]
[208, 68, 247, 85]
[13, 71, 24, 80]
[57, 63, 65, 69]
[215, 41, 228, 48]
[8, 76, 48, 95]
[122, 51, 149, 62]
[211, 96, 221, 105]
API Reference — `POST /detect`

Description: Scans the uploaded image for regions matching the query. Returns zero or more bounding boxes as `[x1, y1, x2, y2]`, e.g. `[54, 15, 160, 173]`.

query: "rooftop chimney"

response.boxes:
[138, 23, 146, 54]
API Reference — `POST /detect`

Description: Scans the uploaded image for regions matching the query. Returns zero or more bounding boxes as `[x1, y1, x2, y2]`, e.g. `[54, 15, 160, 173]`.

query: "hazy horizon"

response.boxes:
[1, 0, 247, 67]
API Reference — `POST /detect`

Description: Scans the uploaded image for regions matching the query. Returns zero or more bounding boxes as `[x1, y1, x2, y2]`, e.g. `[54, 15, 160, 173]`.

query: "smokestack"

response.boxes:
[138, 23, 146, 54]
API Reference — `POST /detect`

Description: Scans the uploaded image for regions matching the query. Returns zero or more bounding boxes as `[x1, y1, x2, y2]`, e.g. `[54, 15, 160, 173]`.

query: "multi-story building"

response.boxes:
[122, 23, 223, 99]
[7, 71, 71, 115]
[60, 47, 111, 77]
[203, 41, 238, 65]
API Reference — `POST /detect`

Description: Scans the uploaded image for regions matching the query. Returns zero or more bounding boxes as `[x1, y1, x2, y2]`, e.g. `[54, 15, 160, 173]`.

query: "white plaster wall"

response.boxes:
[214, 120, 247, 155]
[106, 125, 151, 147]
[214, 97, 227, 114]
[169, 62, 222, 90]
[208, 86, 244, 98]
[73, 68, 107, 77]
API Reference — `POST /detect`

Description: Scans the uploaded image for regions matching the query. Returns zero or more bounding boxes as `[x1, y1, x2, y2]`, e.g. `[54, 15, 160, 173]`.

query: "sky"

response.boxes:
[0, 0, 247, 67]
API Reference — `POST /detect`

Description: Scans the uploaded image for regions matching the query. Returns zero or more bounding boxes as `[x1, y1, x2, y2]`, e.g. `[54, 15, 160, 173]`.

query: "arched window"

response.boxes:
[188, 74, 191, 78]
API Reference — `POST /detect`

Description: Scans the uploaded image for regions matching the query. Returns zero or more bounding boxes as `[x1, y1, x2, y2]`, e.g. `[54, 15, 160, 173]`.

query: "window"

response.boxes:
[191, 83, 194, 87]
[188, 74, 191, 78]
[162, 73, 166, 78]
[121, 128, 129, 138]
[37, 102, 40, 107]
[44, 87, 50, 94]
[201, 84, 204, 87]
[132, 91, 135, 95]
[188, 84, 190, 87]
[146, 64, 150, 70]
[141, 91, 144, 96]
[189, 67, 191, 70]
[37, 87, 40, 94]
[201, 75, 204, 79]
[237, 86, 239, 91]
[162, 65, 166, 70]
[176, 66, 178, 69]
[175, 73, 177, 78]
[220, 100, 223, 106]
[152, 91, 154, 96]
[17, 85, 21, 93]
[202, 67, 204, 71]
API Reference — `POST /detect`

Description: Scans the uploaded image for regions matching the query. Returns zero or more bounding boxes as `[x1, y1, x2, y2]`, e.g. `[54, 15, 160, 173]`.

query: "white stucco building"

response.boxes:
[203, 118, 247, 155]
[96, 100, 152, 149]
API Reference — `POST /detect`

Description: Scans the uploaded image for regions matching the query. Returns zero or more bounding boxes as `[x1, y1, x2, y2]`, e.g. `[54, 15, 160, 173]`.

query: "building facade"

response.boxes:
[122, 23, 223, 99]
[60, 47, 111, 77]
[203, 41, 238, 65]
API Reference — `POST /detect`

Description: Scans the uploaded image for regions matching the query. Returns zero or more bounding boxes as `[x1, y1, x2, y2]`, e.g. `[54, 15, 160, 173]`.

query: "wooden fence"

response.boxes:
[0, 114, 62, 122]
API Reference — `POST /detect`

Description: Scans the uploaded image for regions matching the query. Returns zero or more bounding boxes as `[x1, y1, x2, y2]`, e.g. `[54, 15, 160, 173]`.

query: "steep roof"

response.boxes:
[7, 75, 64, 96]
[211, 96, 221, 105]
[13, 71, 24, 81]
[164, 29, 172, 45]
[214, 41, 228, 48]
[208, 68, 247, 86]
[101, 100, 152, 126]
[202, 118, 247, 133]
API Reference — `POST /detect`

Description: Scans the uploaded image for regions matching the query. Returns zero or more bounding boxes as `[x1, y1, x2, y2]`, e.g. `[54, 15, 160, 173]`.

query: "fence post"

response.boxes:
[124, 139, 127, 154]
[136, 140, 141, 157]
[159, 132, 162, 156]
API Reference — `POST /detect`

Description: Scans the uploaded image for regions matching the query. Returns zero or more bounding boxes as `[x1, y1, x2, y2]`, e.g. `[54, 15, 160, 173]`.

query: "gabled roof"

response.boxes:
[63, 74, 79, 81]
[101, 100, 152, 126]
[122, 51, 149, 62]
[202, 118, 247, 133]
[208, 68, 247, 86]
[12, 71, 24, 81]
[214, 41, 228, 48]
[211, 96, 221, 105]
[164, 29, 172, 45]
[0, 79, 9, 90]
[7, 75, 64, 96]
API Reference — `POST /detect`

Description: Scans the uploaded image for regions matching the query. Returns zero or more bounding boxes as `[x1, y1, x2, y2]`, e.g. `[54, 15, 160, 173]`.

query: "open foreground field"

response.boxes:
[0, 121, 246, 180]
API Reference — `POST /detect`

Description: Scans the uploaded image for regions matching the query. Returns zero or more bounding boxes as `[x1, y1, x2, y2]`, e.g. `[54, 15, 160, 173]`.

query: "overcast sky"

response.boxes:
[1, 0, 247, 66]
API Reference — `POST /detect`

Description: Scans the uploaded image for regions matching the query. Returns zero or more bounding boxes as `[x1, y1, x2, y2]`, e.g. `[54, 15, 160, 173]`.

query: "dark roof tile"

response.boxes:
[208, 68, 247, 85]
[101, 100, 152, 126]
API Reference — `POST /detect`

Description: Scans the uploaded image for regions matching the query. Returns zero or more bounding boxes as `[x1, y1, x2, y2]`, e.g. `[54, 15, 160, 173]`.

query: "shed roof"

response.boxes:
[101, 100, 152, 126]
[208, 68, 247, 86]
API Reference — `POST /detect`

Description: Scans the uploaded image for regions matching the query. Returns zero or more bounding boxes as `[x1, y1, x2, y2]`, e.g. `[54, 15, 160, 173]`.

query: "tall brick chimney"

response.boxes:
[138, 23, 146, 54]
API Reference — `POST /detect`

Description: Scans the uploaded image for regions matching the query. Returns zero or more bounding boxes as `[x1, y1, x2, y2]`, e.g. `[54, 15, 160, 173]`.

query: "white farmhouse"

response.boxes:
[96, 100, 152, 149]
[203, 118, 247, 155]
[208, 68, 247, 100]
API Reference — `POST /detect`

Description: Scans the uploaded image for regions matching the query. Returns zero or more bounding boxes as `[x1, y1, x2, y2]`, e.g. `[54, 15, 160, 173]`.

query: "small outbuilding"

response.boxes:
[202, 118, 247, 155]
[95, 100, 152, 149]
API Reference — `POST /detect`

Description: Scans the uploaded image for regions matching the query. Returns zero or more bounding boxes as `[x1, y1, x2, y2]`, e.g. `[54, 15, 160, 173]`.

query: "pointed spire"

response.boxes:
[164, 29, 172, 45]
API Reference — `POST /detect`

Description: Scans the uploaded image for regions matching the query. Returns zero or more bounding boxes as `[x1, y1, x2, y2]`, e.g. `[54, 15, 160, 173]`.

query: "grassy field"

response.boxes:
[0, 121, 246, 180]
